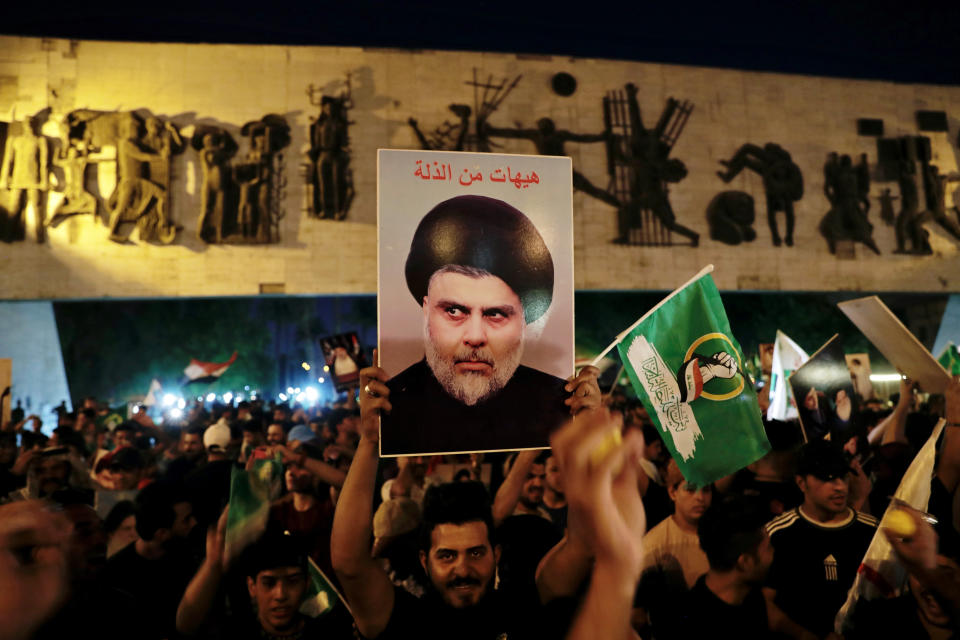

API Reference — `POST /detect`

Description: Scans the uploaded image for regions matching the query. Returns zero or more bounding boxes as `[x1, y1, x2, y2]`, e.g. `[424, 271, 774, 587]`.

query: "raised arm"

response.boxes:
[482, 121, 537, 140]
[564, 131, 609, 144]
[492, 449, 539, 527]
[877, 377, 913, 446]
[176, 506, 229, 635]
[554, 408, 646, 640]
[536, 366, 606, 602]
[272, 444, 347, 488]
[329, 362, 395, 639]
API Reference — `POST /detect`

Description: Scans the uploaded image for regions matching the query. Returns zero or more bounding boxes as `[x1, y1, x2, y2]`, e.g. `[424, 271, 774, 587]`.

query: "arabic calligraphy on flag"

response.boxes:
[606, 266, 770, 487]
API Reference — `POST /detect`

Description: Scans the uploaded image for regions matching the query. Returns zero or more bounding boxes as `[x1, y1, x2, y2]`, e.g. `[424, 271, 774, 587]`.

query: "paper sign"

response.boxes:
[838, 296, 950, 393]
[789, 335, 857, 442]
[377, 149, 574, 457]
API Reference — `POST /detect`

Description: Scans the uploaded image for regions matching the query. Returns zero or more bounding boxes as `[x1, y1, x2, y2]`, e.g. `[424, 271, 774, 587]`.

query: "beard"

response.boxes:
[424, 326, 524, 406]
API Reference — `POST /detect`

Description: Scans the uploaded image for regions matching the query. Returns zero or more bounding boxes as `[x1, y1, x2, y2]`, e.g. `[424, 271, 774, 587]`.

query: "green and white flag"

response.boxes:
[598, 265, 770, 487]
[224, 457, 283, 563]
[301, 557, 350, 618]
[938, 342, 960, 376]
[767, 329, 809, 421]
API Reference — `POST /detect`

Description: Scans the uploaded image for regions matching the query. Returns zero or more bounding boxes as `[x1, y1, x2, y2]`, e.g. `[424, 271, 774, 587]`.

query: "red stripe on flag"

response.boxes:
[857, 562, 894, 597]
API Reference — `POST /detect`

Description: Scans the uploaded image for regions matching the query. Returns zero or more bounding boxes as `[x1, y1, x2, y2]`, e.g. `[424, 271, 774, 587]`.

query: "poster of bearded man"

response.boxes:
[376, 149, 574, 457]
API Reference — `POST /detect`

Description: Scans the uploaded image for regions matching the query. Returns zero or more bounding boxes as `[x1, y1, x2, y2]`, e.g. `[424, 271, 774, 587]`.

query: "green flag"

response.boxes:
[224, 457, 283, 563]
[96, 406, 127, 432]
[301, 557, 350, 618]
[611, 266, 770, 487]
[938, 342, 960, 376]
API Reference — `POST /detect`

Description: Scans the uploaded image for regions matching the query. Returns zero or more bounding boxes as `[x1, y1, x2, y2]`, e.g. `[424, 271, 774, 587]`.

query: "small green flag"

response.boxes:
[96, 406, 127, 432]
[938, 342, 960, 376]
[301, 557, 349, 618]
[224, 457, 283, 563]
[611, 266, 770, 487]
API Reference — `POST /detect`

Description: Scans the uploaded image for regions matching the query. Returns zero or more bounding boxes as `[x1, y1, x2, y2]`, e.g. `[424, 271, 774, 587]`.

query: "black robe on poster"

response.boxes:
[382, 359, 569, 455]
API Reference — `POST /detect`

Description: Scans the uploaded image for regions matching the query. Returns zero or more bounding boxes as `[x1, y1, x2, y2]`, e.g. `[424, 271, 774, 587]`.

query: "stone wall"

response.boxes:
[0, 36, 958, 299]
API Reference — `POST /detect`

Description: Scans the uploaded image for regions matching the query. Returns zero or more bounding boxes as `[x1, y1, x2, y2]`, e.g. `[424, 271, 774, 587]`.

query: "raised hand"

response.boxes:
[564, 365, 602, 415]
[358, 349, 391, 444]
[551, 407, 646, 578]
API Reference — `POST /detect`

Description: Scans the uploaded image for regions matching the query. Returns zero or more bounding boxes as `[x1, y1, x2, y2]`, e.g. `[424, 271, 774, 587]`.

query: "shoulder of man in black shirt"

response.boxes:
[367, 585, 554, 640]
[659, 575, 771, 640]
[221, 607, 356, 640]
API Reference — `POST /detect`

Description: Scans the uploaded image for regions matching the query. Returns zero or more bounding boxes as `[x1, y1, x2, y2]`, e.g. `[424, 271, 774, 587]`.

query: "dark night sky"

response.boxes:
[10, 0, 958, 402]
[4, 0, 959, 85]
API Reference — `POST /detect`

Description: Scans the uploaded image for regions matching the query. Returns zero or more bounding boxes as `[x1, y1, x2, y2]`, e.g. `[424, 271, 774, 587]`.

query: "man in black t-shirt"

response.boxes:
[661, 496, 773, 639]
[332, 361, 600, 639]
[101, 481, 198, 640]
[763, 440, 877, 638]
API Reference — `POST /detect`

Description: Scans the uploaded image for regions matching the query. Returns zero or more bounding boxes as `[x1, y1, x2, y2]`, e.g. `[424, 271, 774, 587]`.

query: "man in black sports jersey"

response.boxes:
[762, 440, 877, 638]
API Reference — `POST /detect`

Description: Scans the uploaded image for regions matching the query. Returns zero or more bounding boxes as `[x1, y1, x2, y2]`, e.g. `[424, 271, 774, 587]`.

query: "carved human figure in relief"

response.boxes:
[108, 117, 173, 243]
[198, 133, 230, 243]
[0, 117, 49, 242]
[309, 97, 351, 220]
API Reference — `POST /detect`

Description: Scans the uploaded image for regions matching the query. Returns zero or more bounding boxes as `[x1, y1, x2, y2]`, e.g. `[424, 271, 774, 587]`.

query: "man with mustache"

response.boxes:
[382, 195, 575, 455]
[332, 361, 600, 639]
[762, 440, 877, 638]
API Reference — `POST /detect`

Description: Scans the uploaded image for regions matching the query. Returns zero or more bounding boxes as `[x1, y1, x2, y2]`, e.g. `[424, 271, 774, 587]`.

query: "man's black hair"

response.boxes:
[533, 450, 551, 465]
[104, 500, 137, 534]
[114, 421, 137, 434]
[418, 481, 495, 553]
[185, 424, 206, 437]
[698, 496, 769, 572]
[54, 426, 87, 454]
[241, 420, 263, 434]
[134, 481, 186, 540]
[243, 527, 308, 579]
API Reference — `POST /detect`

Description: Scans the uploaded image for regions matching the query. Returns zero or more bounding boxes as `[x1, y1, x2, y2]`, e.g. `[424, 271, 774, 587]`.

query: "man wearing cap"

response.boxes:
[383, 195, 582, 455]
[762, 440, 877, 638]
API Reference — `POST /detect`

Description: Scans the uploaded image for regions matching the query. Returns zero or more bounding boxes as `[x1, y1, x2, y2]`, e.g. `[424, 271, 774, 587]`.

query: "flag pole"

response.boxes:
[607, 363, 625, 395]
[590, 264, 715, 366]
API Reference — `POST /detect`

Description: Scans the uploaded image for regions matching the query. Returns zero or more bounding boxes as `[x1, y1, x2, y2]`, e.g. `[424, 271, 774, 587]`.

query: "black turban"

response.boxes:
[404, 195, 554, 324]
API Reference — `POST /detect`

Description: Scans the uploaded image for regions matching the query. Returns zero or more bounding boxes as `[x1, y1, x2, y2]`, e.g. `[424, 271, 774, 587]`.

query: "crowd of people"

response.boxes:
[2, 366, 960, 639]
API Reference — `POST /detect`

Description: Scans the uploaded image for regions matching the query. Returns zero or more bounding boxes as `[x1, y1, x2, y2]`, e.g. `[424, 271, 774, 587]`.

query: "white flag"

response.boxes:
[143, 378, 162, 407]
[766, 330, 808, 421]
[834, 419, 944, 634]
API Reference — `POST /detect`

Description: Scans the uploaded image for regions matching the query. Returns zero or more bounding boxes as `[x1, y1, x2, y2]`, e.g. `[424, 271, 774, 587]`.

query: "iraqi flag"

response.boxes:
[834, 419, 944, 634]
[598, 265, 770, 487]
[224, 456, 283, 564]
[301, 557, 351, 618]
[767, 330, 808, 421]
[182, 351, 238, 385]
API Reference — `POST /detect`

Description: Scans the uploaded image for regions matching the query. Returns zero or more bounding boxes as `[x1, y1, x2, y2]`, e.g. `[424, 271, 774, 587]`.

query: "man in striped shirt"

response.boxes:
[763, 440, 877, 638]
